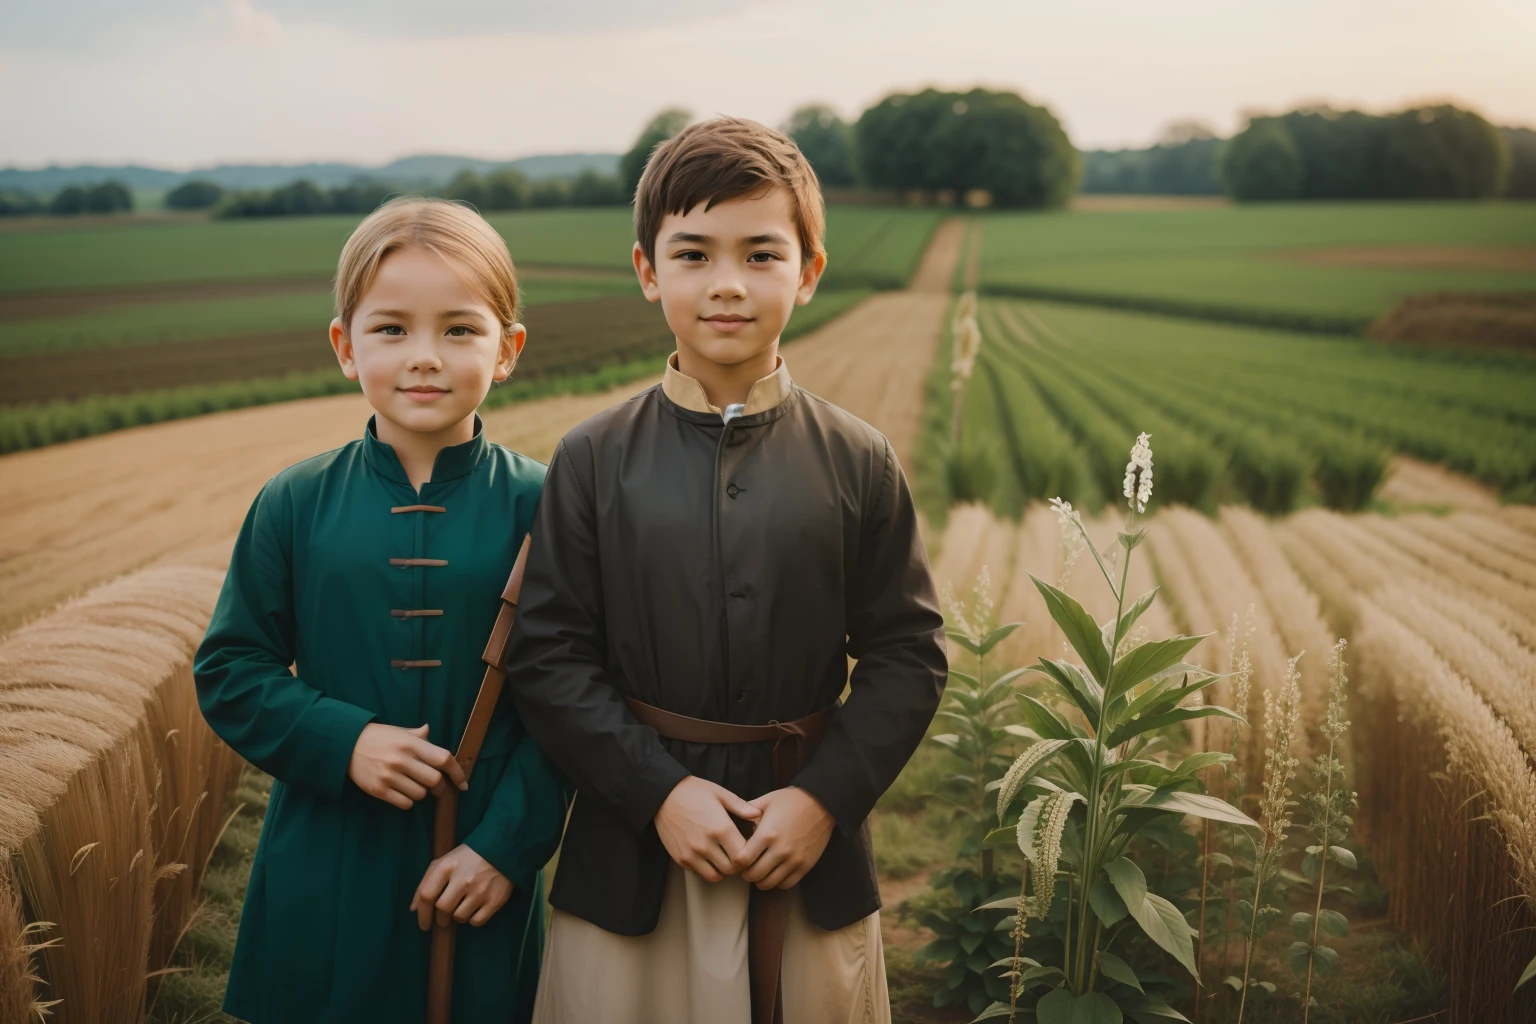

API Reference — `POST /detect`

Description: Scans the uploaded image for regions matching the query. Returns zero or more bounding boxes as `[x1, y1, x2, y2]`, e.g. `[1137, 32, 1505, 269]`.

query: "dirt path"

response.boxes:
[0, 220, 966, 632]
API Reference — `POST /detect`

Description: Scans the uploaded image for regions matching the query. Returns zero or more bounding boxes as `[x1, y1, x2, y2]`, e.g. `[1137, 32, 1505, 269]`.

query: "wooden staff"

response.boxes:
[427, 535, 532, 1024]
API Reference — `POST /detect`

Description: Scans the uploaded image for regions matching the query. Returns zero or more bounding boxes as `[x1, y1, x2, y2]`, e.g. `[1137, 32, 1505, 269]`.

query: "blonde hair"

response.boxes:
[334, 196, 520, 337]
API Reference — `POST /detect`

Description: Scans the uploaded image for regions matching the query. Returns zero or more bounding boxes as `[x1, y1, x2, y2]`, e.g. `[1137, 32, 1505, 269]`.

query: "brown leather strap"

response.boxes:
[390, 558, 448, 567]
[428, 534, 533, 1024]
[390, 659, 441, 669]
[390, 608, 443, 618]
[391, 504, 447, 513]
[623, 696, 836, 1024]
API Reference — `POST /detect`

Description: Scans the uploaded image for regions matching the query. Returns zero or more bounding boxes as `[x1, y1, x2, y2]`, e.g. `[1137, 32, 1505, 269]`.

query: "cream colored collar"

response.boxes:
[662, 352, 794, 418]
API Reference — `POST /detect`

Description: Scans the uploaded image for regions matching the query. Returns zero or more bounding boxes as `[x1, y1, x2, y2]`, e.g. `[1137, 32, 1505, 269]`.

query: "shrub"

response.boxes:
[1221, 119, 1304, 200]
[165, 180, 224, 210]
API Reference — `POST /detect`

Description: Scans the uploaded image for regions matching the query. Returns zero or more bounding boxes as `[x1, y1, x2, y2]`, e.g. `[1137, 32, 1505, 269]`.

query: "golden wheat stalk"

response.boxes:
[0, 567, 238, 1024]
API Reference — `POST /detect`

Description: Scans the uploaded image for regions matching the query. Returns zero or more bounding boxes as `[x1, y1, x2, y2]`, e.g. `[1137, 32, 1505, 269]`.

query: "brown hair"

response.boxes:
[633, 116, 826, 267]
[334, 196, 520, 339]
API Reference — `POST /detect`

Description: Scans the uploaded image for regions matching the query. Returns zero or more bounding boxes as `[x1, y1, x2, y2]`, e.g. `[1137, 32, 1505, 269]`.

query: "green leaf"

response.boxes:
[1318, 908, 1349, 937]
[1030, 574, 1111, 684]
[960, 932, 984, 954]
[1105, 635, 1206, 703]
[947, 629, 984, 655]
[970, 1001, 1015, 1021]
[979, 622, 1023, 656]
[1105, 705, 1246, 749]
[1018, 693, 1077, 741]
[1096, 950, 1145, 993]
[1035, 658, 1103, 721]
[1312, 945, 1340, 975]
[1079, 991, 1124, 1024]
[1288, 941, 1312, 976]
[1115, 586, 1159, 646]
[1137, 789, 1259, 828]
[1130, 892, 1198, 979]
[1090, 877, 1129, 927]
[1516, 952, 1536, 991]
[1222, 977, 1243, 993]
[1036, 988, 1076, 1024]
[1166, 751, 1233, 781]
[1289, 912, 1314, 939]
[1330, 846, 1358, 870]
[1105, 857, 1148, 913]
[1124, 994, 1191, 1022]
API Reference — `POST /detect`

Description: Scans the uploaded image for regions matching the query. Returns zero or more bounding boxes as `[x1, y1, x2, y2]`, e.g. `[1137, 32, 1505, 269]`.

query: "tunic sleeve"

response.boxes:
[792, 439, 948, 834]
[462, 732, 572, 891]
[505, 439, 690, 835]
[194, 480, 378, 800]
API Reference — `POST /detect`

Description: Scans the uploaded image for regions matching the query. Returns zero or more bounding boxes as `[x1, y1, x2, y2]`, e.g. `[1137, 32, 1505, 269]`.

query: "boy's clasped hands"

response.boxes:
[347, 722, 514, 930]
[654, 775, 836, 889]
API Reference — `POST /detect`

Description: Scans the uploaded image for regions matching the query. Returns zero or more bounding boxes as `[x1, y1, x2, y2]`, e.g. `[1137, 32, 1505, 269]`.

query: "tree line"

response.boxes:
[0, 180, 133, 217]
[627, 89, 1081, 209]
[1221, 104, 1520, 200]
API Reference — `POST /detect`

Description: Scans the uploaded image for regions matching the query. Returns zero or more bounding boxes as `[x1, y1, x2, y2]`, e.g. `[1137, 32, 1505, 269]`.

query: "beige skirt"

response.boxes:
[531, 862, 890, 1024]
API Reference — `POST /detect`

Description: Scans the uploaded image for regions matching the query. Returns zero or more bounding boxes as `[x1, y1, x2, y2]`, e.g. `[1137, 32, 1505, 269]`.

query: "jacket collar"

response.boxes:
[662, 352, 793, 419]
[363, 415, 488, 486]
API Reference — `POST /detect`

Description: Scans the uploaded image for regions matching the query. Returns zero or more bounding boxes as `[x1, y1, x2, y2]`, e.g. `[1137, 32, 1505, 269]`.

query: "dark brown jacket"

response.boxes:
[505, 375, 947, 934]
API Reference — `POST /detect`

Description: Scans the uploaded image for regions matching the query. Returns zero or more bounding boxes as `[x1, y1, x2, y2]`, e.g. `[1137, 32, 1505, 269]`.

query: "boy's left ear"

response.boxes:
[495, 324, 527, 382]
[796, 251, 827, 306]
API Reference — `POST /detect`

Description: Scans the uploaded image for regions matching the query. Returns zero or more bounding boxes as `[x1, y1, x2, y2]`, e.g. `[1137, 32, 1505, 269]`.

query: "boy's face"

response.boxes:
[329, 245, 524, 438]
[634, 187, 825, 372]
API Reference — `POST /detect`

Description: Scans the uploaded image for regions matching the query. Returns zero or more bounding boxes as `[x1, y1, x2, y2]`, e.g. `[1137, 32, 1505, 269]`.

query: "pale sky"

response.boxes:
[2, 0, 1533, 168]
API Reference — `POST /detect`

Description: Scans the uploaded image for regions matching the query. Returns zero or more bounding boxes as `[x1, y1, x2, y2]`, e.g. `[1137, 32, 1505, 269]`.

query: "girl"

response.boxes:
[195, 197, 568, 1023]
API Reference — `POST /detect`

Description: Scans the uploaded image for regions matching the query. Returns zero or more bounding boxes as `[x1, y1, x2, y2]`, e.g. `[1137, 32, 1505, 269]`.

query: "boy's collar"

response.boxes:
[362, 415, 488, 486]
[662, 352, 793, 419]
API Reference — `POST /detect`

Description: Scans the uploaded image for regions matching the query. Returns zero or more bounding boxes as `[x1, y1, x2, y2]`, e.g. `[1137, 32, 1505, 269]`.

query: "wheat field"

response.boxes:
[926, 498, 1536, 1024]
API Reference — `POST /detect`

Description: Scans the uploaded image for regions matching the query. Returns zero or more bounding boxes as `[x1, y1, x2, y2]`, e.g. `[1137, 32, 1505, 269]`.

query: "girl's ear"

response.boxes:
[633, 242, 662, 303]
[495, 323, 527, 382]
[329, 317, 360, 381]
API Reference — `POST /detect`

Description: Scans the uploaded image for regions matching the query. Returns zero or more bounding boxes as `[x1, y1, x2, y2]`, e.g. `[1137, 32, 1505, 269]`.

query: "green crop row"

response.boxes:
[0, 288, 872, 454]
[1011, 301, 1536, 503]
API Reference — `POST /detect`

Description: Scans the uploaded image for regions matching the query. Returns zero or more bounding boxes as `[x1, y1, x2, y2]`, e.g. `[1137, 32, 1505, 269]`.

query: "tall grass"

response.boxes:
[1353, 588, 1536, 1024]
[0, 567, 239, 1024]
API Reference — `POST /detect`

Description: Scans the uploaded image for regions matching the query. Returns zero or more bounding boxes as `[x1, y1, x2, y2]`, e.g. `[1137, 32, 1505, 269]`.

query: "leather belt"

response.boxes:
[624, 697, 836, 1024]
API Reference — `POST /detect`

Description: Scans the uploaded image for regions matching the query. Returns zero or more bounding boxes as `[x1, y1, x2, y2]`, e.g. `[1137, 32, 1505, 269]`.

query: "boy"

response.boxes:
[507, 118, 947, 1024]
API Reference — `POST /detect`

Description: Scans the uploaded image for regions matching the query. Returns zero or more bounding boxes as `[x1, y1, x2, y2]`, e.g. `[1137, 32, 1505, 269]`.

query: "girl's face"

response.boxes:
[329, 245, 523, 439]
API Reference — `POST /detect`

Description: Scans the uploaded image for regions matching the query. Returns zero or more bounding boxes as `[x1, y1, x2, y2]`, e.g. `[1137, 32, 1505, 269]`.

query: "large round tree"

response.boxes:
[854, 88, 1078, 208]
[620, 108, 692, 200]
[1220, 118, 1304, 200]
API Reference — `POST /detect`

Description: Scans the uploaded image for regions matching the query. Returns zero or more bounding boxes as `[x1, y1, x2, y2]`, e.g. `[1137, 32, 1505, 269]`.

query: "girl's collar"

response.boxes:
[362, 415, 489, 487]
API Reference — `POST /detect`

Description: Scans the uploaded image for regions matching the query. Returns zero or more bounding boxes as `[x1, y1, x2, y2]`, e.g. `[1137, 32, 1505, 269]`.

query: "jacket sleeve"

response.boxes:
[792, 439, 948, 834]
[463, 730, 573, 891]
[194, 480, 377, 800]
[505, 439, 690, 835]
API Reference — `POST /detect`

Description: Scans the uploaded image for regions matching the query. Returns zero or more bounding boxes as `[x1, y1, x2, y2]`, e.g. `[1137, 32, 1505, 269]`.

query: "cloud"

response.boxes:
[208, 0, 283, 44]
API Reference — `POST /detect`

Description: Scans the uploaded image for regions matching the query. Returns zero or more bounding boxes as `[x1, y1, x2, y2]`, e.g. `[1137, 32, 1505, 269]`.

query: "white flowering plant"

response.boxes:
[975, 433, 1262, 1024]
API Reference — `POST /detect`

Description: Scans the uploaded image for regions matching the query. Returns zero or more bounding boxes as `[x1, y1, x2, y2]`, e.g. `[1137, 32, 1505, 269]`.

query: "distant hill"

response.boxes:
[0, 153, 621, 195]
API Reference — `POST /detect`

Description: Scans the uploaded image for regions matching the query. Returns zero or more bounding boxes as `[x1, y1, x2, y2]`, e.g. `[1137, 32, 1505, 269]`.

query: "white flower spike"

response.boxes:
[1123, 432, 1154, 513]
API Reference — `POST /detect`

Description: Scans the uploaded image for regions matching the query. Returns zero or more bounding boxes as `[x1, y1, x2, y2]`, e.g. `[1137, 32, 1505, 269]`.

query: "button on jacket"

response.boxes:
[194, 418, 569, 1024]
[506, 363, 947, 935]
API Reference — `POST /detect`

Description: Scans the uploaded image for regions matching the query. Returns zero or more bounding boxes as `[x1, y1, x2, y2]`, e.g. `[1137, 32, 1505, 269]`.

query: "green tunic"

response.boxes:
[195, 417, 569, 1024]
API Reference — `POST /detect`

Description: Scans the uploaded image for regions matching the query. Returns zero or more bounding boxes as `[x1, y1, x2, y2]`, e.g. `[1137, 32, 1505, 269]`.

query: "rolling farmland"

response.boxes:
[3, 201, 1536, 1023]
[0, 206, 938, 452]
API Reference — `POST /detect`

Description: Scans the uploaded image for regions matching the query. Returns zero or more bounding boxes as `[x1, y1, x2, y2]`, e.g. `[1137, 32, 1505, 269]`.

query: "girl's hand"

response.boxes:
[347, 723, 467, 809]
[411, 844, 513, 929]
